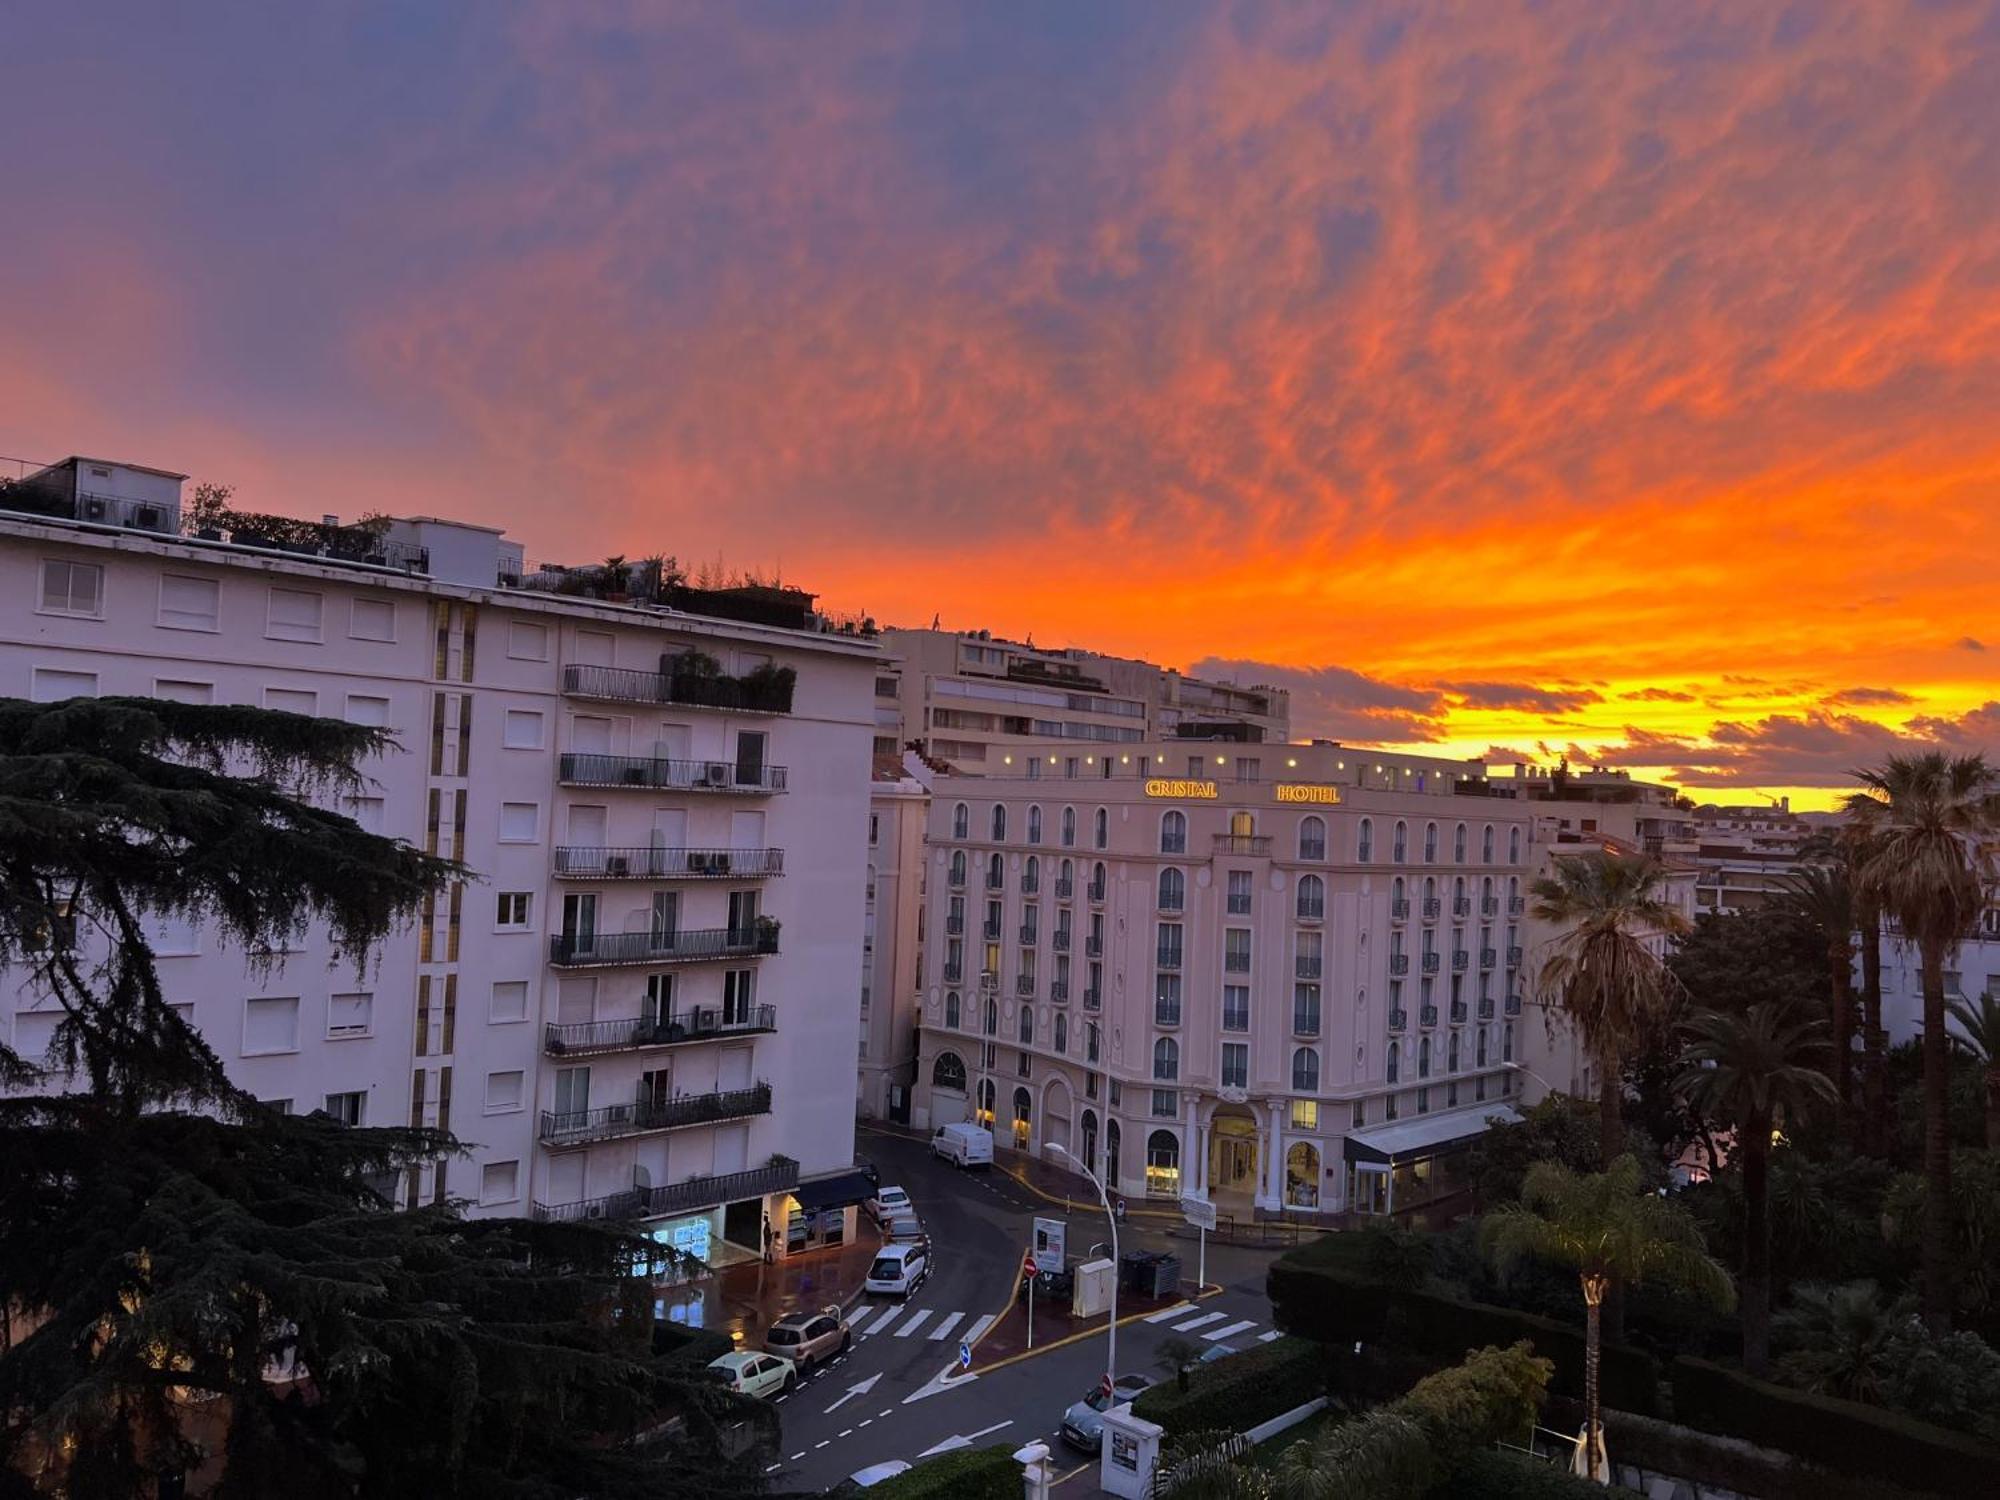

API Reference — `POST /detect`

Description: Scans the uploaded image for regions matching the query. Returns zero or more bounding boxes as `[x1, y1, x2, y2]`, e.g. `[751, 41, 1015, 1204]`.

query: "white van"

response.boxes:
[931, 1122, 994, 1169]
[864, 1240, 930, 1298]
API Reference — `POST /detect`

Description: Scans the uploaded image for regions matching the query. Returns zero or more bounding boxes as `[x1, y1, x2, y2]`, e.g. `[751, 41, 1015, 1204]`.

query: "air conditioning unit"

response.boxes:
[583, 1200, 607, 1220]
[80, 496, 108, 521]
[606, 855, 630, 877]
[703, 762, 732, 787]
[135, 504, 163, 531]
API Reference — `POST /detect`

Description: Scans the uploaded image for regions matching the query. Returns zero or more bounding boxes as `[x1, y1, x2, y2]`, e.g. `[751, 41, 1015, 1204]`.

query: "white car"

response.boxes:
[866, 1184, 912, 1223]
[705, 1349, 795, 1399]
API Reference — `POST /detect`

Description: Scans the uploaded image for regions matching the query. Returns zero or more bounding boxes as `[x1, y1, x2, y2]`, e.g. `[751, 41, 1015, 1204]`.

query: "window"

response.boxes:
[485, 1070, 525, 1114]
[1019, 1006, 1034, 1045]
[1224, 928, 1251, 973]
[1448, 1030, 1461, 1072]
[1221, 985, 1250, 1032]
[1387, 1040, 1400, 1083]
[1160, 810, 1186, 854]
[328, 991, 372, 1038]
[1393, 821, 1408, 863]
[1508, 827, 1521, 864]
[1237, 757, 1261, 783]
[1086, 1022, 1100, 1063]
[154, 678, 214, 705]
[1424, 822, 1439, 862]
[1220, 1042, 1248, 1089]
[1155, 973, 1183, 1027]
[949, 850, 967, 888]
[265, 687, 317, 716]
[324, 1091, 367, 1126]
[1054, 1012, 1068, 1052]
[498, 802, 538, 842]
[1298, 816, 1326, 861]
[243, 996, 300, 1055]
[1094, 807, 1109, 848]
[496, 892, 532, 929]
[1477, 1027, 1489, 1066]
[1158, 867, 1185, 912]
[347, 795, 385, 833]
[1504, 1022, 1515, 1062]
[1419, 1036, 1432, 1078]
[350, 597, 397, 642]
[1357, 818, 1373, 863]
[952, 803, 970, 839]
[992, 804, 1008, 841]
[933, 1052, 967, 1090]
[1454, 823, 1468, 862]
[490, 980, 529, 1023]
[1292, 1047, 1320, 1092]
[1296, 874, 1324, 921]
[1061, 807, 1077, 847]
[1293, 983, 1321, 1035]
[1028, 805, 1043, 844]
[1226, 870, 1252, 915]
[266, 587, 324, 642]
[1145, 1129, 1182, 1195]
[480, 1160, 520, 1206]
[944, 989, 961, 1028]
[158, 573, 219, 631]
[1153, 1037, 1180, 1080]
[1152, 1088, 1177, 1117]
[507, 621, 550, 661]
[142, 909, 202, 956]
[39, 559, 103, 617]
[32, 668, 97, 701]
[1483, 825, 1496, 863]
[1156, 921, 1184, 969]
[503, 709, 545, 749]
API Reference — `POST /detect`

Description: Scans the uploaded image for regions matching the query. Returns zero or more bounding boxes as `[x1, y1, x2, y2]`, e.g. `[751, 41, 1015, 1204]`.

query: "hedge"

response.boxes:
[863, 1443, 1020, 1499]
[1269, 1242, 1662, 1415]
[1672, 1357, 1999, 1498]
[653, 1322, 734, 1367]
[1131, 1335, 1327, 1437]
[1428, 1447, 1610, 1500]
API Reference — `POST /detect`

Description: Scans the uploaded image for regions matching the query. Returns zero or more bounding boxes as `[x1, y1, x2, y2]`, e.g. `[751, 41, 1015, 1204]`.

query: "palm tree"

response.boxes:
[1845, 751, 1999, 1330]
[1947, 992, 2000, 1151]
[1530, 851, 1693, 1167]
[1480, 1156, 1734, 1481]
[1778, 863, 1856, 1135]
[1772, 1281, 1913, 1405]
[1676, 1003, 1836, 1374]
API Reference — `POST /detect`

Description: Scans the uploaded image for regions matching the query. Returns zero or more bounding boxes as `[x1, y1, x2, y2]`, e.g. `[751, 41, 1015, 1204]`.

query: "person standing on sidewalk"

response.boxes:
[762, 1213, 776, 1264]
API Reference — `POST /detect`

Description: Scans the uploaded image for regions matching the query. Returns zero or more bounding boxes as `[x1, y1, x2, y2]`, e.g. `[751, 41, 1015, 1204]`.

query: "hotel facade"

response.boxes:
[2, 456, 880, 1270]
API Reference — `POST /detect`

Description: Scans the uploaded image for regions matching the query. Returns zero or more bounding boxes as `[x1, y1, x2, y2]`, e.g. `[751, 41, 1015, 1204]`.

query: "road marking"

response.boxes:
[917, 1420, 1014, 1457]
[765, 1463, 780, 1473]
[824, 1372, 883, 1414]
[1257, 1329, 1282, 1343]
[1204, 1319, 1258, 1342]
[839, 1429, 853, 1438]
[879, 1409, 892, 1417]
[860, 1304, 902, 1336]
[1142, 1301, 1195, 1324]
[774, 1394, 788, 1405]
[814, 1440, 830, 1450]
[859, 1419, 873, 1428]
[928, 1311, 965, 1341]
[963, 1313, 996, 1343]
[894, 1308, 935, 1338]
[1169, 1311, 1226, 1333]
[789, 1452, 805, 1462]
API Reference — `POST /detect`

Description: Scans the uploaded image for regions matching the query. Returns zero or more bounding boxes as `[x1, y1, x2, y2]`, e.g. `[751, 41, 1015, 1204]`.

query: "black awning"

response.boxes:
[791, 1168, 874, 1212]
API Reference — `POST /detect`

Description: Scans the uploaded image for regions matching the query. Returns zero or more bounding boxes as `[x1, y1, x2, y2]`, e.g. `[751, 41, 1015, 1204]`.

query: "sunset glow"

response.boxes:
[5, 3, 1997, 805]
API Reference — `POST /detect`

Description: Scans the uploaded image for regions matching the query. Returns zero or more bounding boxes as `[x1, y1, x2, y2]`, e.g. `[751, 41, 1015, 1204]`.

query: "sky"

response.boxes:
[4, 2, 1998, 809]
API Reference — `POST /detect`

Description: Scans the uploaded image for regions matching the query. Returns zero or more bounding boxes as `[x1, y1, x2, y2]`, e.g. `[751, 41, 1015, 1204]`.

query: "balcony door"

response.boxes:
[554, 1066, 590, 1131]
[728, 890, 760, 937]
[561, 893, 597, 955]
[638, 1067, 671, 1113]
[643, 973, 673, 1032]
[723, 969, 756, 1026]
[734, 730, 768, 787]
[650, 891, 679, 947]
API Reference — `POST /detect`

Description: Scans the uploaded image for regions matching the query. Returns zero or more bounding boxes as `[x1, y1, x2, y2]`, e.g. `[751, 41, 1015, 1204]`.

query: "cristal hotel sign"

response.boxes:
[1274, 784, 1342, 805]
[1142, 778, 1342, 805]
[1142, 778, 1219, 799]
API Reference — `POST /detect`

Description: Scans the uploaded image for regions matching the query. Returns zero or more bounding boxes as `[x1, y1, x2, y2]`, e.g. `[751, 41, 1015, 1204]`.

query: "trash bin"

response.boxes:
[1145, 1253, 1182, 1298]
[1118, 1250, 1156, 1293]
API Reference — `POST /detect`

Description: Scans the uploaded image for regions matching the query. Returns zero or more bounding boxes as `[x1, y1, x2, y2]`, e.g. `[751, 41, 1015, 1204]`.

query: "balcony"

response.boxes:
[1421, 952, 1440, 974]
[1022, 874, 1040, 895]
[1452, 897, 1472, 918]
[1050, 982, 1069, 1004]
[1478, 997, 1495, 1019]
[1508, 896, 1525, 915]
[1420, 1005, 1439, 1028]
[533, 1155, 800, 1224]
[1390, 899, 1410, 923]
[985, 871, 1005, 892]
[557, 752, 787, 795]
[552, 846, 784, 880]
[1481, 897, 1499, 917]
[1292, 1011, 1321, 1038]
[1507, 946, 1523, 968]
[1480, 947, 1497, 969]
[538, 1083, 772, 1145]
[1388, 1008, 1408, 1031]
[1224, 953, 1250, 974]
[1082, 987, 1101, 1010]
[1389, 954, 1410, 976]
[561, 662, 793, 716]
[1016, 975, 1035, 996]
[1505, 994, 1523, 1016]
[1451, 951, 1469, 972]
[1156, 947, 1182, 971]
[945, 914, 964, 936]
[943, 962, 964, 984]
[1213, 835, 1271, 856]
[948, 869, 966, 890]
[1019, 923, 1038, 945]
[1085, 936, 1103, 958]
[1053, 930, 1071, 951]
[1450, 1002, 1468, 1024]
[548, 923, 779, 968]
[1422, 898, 1441, 920]
[983, 919, 1002, 941]
[1295, 956, 1323, 980]
[1296, 900, 1325, 923]
[1054, 878, 1075, 900]
[542, 1005, 777, 1057]
[1087, 882, 1106, 905]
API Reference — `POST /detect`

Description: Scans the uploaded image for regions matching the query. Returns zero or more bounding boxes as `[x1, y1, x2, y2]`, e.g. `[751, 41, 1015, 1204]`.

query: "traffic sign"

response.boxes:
[1032, 1216, 1067, 1274]
[1098, 1372, 1114, 1400]
[958, 1341, 972, 1370]
[1179, 1196, 1217, 1232]
[1021, 1249, 1037, 1280]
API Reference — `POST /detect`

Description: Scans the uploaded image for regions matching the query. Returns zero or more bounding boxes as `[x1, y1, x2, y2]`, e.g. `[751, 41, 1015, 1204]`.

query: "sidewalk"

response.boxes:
[968, 1273, 1211, 1374]
[857, 1119, 1179, 1222]
[658, 1229, 884, 1348]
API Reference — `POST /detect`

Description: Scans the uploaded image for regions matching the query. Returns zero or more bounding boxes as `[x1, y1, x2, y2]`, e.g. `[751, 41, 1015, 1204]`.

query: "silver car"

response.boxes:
[1059, 1373, 1153, 1452]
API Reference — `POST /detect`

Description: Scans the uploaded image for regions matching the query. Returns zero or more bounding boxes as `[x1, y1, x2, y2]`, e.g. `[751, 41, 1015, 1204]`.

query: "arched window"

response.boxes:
[1448, 1031, 1461, 1072]
[1060, 858, 1075, 895]
[1028, 805, 1043, 845]
[1086, 1021, 1100, 1063]
[1061, 807, 1077, 847]
[1160, 810, 1187, 854]
[1292, 1047, 1320, 1092]
[1482, 824, 1495, 863]
[1092, 861, 1107, 899]
[1025, 854, 1040, 893]
[1508, 875, 1520, 905]
[1358, 818, 1374, 863]
[1453, 876, 1466, 908]
[1423, 876, 1437, 907]
[949, 850, 967, 887]
[1391, 875, 1405, 904]
[1081, 1109, 1098, 1177]
[1453, 823, 1467, 862]
[1153, 1037, 1180, 1080]
[1299, 816, 1326, 861]
[977, 1078, 995, 1125]
[992, 804, 1008, 842]
[1145, 1129, 1181, 1195]
[983, 997, 998, 1035]
[1386, 1040, 1400, 1083]
[1297, 874, 1325, 921]
[1012, 1087, 1032, 1147]
[1423, 822, 1438, 862]
[932, 1051, 966, 1091]
[1504, 1022, 1515, 1062]
[951, 803, 969, 839]
[1019, 1006, 1034, 1045]
[1477, 1027, 1489, 1067]
[1054, 1013, 1068, 1053]
[1508, 827, 1521, 864]
[1393, 821, 1408, 863]
[945, 990, 961, 1029]
[1482, 875, 1494, 908]
[1105, 1119, 1121, 1185]
[987, 851, 1004, 889]
[1286, 1142, 1321, 1208]
[1158, 867, 1185, 912]
[1418, 1036, 1432, 1078]
[1094, 807, 1109, 848]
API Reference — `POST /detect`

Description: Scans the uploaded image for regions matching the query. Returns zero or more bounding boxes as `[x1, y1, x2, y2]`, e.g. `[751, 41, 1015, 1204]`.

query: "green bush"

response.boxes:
[1673, 1356, 2000, 1496]
[1132, 1335, 1327, 1437]
[1428, 1447, 1610, 1499]
[1398, 1341, 1551, 1454]
[864, 1443, 1020, 1499]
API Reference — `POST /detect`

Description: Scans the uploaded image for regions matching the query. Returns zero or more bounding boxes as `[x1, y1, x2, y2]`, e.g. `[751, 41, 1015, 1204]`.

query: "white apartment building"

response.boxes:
[1, 456, 879, 1271]
[873, 627, 1288, 764]
[909, 742, 1572, 1220]
[857, 752, 931, 1122]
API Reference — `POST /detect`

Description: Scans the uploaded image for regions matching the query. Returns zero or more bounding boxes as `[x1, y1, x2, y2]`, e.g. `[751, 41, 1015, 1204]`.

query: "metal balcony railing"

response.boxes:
[1015, 975, 1035, 996]
[1388, 1008, 1408, 1031]
[1086, 936, 1103, 958]
[1390, 899, 1409, 921]
[1479, 947, 1497, 969]
[1508, 896, 1525, 915]
[548, 924, 779, 968]
[1054, 878, 1074, 899]
[1420, 1005, 1439, 1027]
[532, 1155, 799, 1224]
[1422, 952, 1440, 974]
[945, 914, 964, 935]
[943, 963, 963, 984]
[1212, 835, 1271, 856]
[1507, 946, 1523, 967]
[1053, 930, 1071, 951]
[985, 871, 1005, 891]
[1155, 947, 1182, 971]
[552, 846, 785, 880]
[1296, 899, 1325, 922]
[1295, 956, 1323, 980]
[1050, 982, 1068, 1003]
[1019, 923, 1038, 944]
[1478, 997, 1495, 1019]
[948, 869, 966, 890]
[1389, 954, 1410, 976]
[1505, 994, 1523, 1015]
[1453, 897, 1472, 917]
[1451, 951, 1469, 972]
[538, 1083, 772, 1145]
[1481, 897, 1499, 917]
[542, 1005, 776, 1056]
[1022, 874, 1040, 895]
[1292, 1010, 1321, 1038]
[1088, 881, 1106, 902]
[1450, 1002, 1468, 1024]
[1422, 899, 1442, 919]
[983, 920, 1002, 941]
[1082, 987, 1101, 1010]
[557, 752, 787, 794]
[560, 663, 793, 715]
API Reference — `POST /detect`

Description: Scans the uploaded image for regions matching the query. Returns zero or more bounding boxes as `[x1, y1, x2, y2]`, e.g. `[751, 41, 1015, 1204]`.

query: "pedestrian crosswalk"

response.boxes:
[857, 1304, 995, 1344]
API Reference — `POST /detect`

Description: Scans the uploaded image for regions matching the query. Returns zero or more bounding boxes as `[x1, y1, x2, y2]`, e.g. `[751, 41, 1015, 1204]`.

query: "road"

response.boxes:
[767, 1127, 1291, 1494]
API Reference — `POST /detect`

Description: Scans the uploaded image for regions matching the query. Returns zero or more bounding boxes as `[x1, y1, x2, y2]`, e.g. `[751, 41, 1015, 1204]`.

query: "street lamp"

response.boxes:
[1501, 1059, 1559, 1099]
[1046, 1142, 1118, 1388]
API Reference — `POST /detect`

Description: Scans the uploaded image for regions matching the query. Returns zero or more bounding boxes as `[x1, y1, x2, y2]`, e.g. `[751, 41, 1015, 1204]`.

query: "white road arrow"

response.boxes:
[917, 1421, 1013, 1458]
[903, 1359, 977, 1404]
[823, 1372, 883, 1415]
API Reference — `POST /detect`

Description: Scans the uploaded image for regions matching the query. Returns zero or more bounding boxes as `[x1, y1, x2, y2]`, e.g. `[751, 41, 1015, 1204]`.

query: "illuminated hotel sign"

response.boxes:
[1143, 778, 1219, 799]
[1274, 784, 1342, 805]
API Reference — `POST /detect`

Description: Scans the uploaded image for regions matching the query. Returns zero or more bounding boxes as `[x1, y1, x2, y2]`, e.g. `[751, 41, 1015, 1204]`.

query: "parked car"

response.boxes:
[864, 1240, 930, 1298]
[881, 1209, 927, 1247]
[830, 1459, 913, 1492]
[705, 1349, 795, 1399]
[763, 1304, 851, 1372]
[865, 1184, 912, 1223]
[931, 1122, 994, 1168]
[1059, 1373, 1154, 1452]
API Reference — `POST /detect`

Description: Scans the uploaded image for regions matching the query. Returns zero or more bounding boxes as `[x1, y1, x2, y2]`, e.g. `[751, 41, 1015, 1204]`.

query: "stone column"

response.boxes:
[1259, 1098, 1284, 1210]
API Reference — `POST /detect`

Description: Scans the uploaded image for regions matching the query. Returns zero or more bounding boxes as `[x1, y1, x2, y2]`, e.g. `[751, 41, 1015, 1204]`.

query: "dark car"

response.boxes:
[1059, 1373, 1154, 1452]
